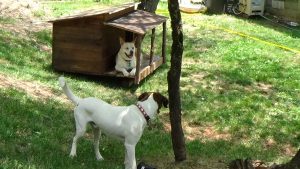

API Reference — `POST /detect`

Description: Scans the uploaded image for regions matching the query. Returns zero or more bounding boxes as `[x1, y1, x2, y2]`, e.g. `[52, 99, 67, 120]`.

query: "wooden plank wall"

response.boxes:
[52, 17, 123, 75]
[265, 0, 300, 22]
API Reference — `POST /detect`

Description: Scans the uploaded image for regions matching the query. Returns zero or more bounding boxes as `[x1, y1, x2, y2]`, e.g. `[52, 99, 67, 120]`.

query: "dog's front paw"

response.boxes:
[96, 155, 104, 161]
[69, 151, 76, 158]
[69, 152, 77, 158]
[123, 71, 130, 77]
[129, 69, 136, 76]
[96, 151, 104, 161]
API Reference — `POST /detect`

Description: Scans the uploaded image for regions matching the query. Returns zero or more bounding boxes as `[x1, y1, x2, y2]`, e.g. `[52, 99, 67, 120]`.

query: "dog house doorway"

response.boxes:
[104, 9, 167, 84]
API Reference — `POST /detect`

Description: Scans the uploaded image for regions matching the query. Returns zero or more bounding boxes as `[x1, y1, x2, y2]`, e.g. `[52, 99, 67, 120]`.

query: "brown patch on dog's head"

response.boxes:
[138, 92, 152, 102]
[138, 92, 151, 102]
[138, 92, 168, 114]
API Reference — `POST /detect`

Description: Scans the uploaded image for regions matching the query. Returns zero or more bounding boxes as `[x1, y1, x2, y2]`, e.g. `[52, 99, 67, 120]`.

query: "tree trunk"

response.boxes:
[167, 0, 187, 162]
[272, 149, 300, 169]
[137, 0, 160, 13]
[288, 149, 300, 167]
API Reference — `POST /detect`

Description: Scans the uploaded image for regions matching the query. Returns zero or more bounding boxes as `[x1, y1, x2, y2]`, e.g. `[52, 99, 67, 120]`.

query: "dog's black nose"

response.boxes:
[130, 50, 134, 56]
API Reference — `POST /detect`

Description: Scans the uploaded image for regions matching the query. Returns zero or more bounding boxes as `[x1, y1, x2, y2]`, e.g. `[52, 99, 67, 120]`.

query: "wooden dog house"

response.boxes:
[50, 3, 167, 84]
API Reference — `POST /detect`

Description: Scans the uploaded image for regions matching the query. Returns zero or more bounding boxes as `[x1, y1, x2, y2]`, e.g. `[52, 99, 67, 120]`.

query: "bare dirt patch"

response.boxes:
[0, 58, 10, 65]
[285, 53, 300, 66]
[281, 143, 297, 157]
[144, 155, 227, 169]
[162, 114, 231, 142]
[244, 82, 273, 95]
[0, 73, 67, 103]
[0, 0, 40, 19]
[0, 0, 51, 35]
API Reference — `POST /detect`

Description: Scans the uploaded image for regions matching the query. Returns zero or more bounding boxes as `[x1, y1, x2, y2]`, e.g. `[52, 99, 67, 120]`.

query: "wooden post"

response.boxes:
[135, 35, 142, 84]
[149, 28, 156, 65]
[162, 21, 167, 64]
[52, 24, 57, 69]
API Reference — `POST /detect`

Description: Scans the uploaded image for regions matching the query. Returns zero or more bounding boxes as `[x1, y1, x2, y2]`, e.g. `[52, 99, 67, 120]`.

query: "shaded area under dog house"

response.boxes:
[49, 3, 167, 85]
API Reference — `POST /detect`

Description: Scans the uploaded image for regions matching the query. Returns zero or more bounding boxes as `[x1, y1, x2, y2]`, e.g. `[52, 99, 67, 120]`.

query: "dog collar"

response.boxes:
[135, 103, 150, 123]
[123, 58, 132, 68]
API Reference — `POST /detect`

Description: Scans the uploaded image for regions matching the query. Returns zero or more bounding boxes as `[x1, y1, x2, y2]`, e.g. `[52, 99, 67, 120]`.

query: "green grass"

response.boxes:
[0, 17, 16, 24]
[44, 0, 134, 17]
[1, 0, 300, 168]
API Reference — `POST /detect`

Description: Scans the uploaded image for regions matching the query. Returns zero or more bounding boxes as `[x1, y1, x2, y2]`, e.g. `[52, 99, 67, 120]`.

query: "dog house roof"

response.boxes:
[49, 3, 167, 35]
[49, 3, 137, 22]
[104, 10, 167, 35]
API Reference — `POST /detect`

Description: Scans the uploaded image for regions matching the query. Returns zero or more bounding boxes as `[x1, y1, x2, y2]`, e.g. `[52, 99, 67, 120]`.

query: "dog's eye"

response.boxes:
[126, 47, 129, 50]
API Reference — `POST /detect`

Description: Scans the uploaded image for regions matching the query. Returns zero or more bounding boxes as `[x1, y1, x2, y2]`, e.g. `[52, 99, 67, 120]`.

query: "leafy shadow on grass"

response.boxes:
[188, 139, 278, 161]
[180, 74, 300, 160]
[179, 27, 300, 161]
[0, 87, 289, 169]
[0, 88, 129, 169]
[201, 13, 300, 38]
[241, 15, 300, 38]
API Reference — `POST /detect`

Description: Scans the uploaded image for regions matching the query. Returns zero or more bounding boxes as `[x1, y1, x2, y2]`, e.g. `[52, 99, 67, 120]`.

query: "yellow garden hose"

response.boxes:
[156, 10, 300, 54]
[205, 24, 300, 54]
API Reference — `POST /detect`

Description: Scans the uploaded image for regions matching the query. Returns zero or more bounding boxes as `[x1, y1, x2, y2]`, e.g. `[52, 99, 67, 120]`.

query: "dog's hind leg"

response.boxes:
[124, 142, 136, 169]
[124, 146, 129, 167]
[70, 111, 87, 158]
[93, 126, 104, 161]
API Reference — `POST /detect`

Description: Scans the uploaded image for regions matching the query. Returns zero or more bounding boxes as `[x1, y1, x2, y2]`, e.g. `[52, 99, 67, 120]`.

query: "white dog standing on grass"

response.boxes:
[115, 37, 137, 77]
[58, 76, 168, 169]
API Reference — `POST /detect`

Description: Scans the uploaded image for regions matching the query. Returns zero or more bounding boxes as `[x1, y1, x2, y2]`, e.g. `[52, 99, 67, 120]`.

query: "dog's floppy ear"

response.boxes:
[119, 37, 125, 45]
[162, 96, 168, 108]
[153, 92, 169, 109]
[138, 92, 150, 102]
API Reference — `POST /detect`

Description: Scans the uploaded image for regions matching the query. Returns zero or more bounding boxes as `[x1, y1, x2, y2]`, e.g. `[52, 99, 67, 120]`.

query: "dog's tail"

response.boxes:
[58, 76, 81, 105]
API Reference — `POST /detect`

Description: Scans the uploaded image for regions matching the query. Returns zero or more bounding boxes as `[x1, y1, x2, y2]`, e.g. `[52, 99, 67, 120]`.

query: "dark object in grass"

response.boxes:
[228, 158, 254, 169]
[228, 149, 300, 169]
[137, 162, 156, 169]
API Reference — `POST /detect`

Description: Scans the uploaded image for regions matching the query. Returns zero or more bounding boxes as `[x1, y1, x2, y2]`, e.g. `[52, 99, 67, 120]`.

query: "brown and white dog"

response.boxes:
[58, 76, 168, 169]
[115, 37, 137, 77]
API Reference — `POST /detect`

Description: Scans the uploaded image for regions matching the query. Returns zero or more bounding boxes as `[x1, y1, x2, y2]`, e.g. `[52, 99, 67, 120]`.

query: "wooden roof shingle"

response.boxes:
[49, 3, 136, 22]
[105, 10, 167, 35]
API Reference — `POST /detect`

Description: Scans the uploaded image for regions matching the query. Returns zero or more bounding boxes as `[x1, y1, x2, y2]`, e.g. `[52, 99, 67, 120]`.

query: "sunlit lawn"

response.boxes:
[1, 0, 300, 168]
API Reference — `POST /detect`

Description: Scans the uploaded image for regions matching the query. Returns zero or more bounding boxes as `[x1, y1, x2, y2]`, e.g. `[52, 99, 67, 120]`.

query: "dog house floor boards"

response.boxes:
[50, 3, 167, 85]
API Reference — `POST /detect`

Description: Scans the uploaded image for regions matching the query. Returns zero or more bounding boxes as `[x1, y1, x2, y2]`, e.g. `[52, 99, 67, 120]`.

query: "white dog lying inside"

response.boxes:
[58, 77, 168, 169]
[115, 37, 137, 77]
